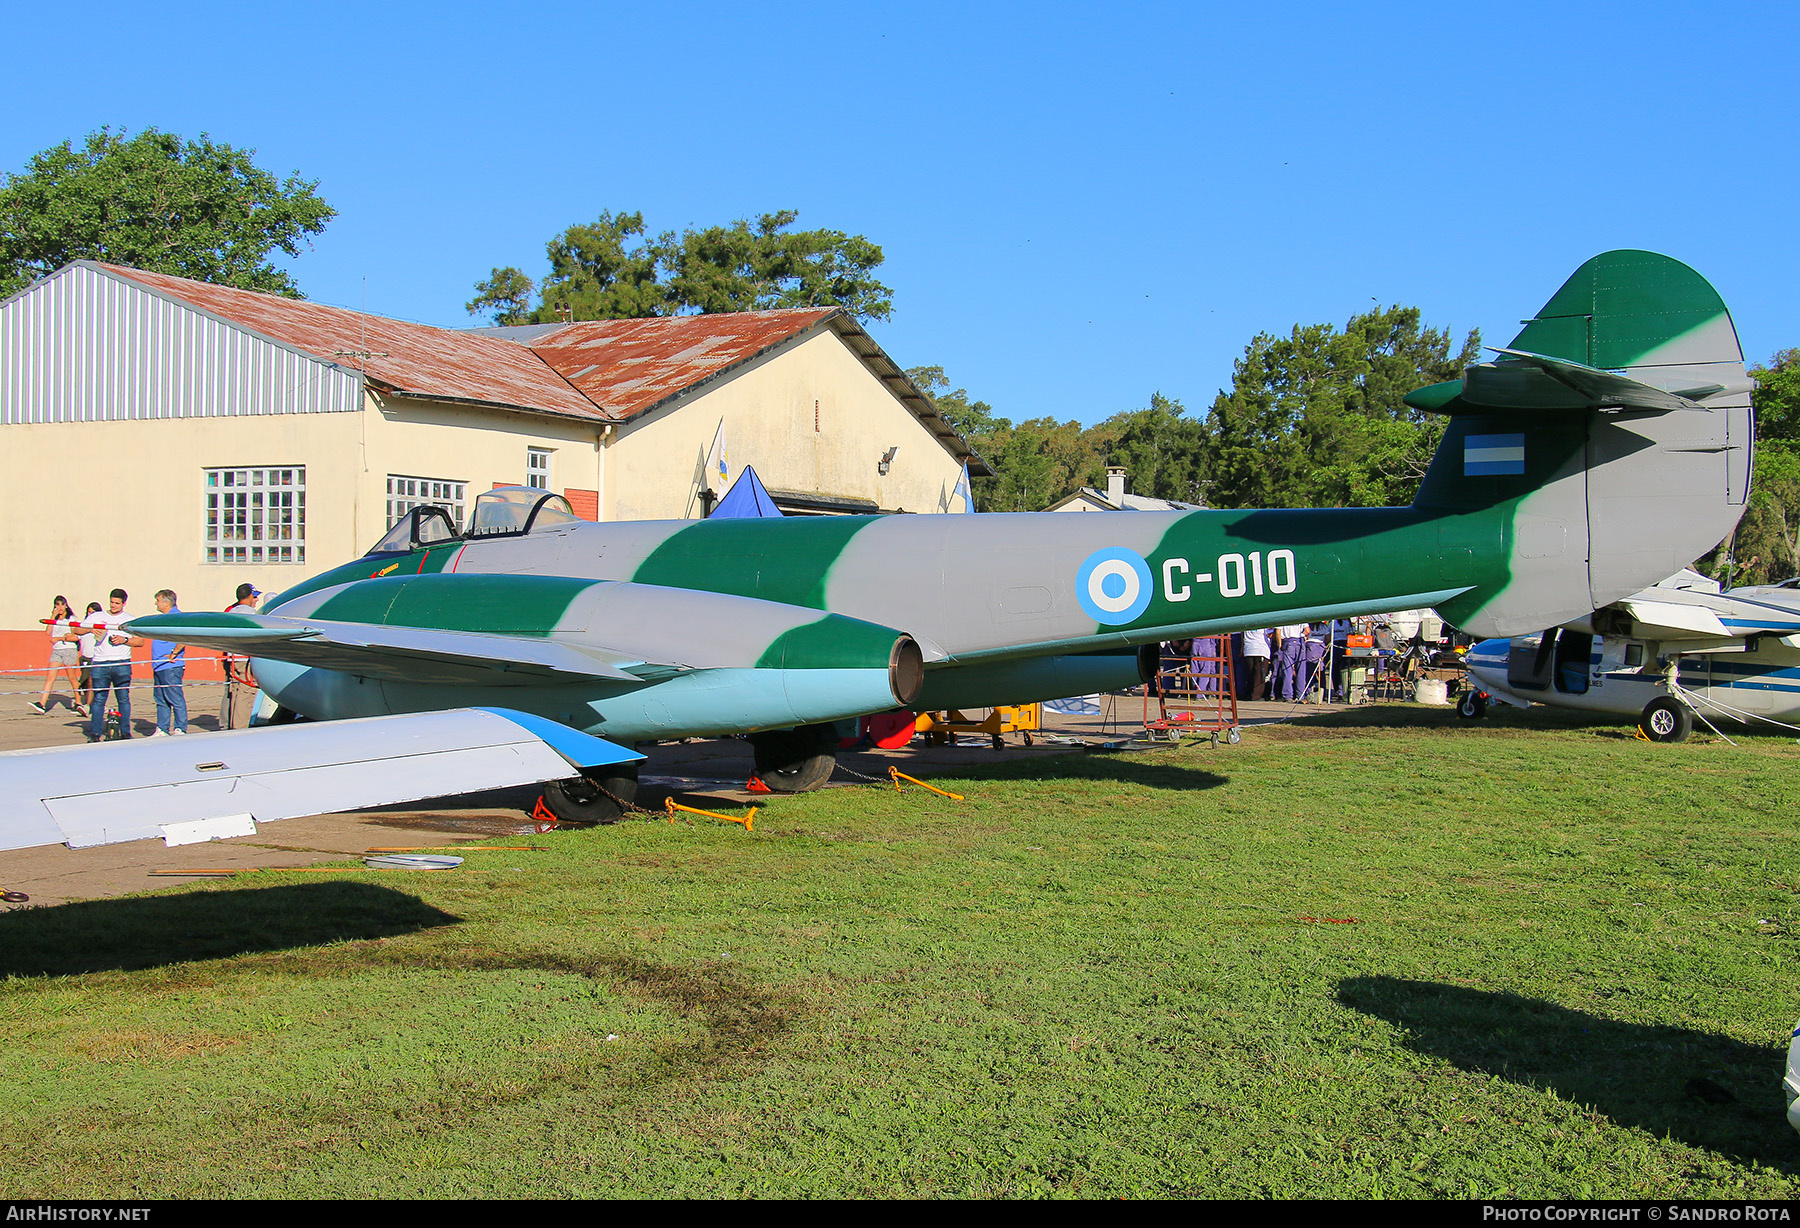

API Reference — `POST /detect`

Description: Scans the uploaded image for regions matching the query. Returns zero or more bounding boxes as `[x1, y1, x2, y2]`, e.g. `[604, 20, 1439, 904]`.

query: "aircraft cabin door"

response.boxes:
[1552, 630, 1592, 694]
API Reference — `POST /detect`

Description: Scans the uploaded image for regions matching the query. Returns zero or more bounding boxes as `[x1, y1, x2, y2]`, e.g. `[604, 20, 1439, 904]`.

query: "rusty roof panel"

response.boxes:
[527, 310, 836, 417]
[94, 264, 606, 420]
[78, 264, 988, 473]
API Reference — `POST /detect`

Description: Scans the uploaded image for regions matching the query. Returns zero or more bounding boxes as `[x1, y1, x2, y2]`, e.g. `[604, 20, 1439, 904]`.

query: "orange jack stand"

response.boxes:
[665, 797, 756, 831]
[889, 766, 965, 801]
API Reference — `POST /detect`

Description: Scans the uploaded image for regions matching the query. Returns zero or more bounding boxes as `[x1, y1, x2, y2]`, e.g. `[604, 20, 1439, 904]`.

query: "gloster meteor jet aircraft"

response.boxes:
[0, 251, 1756, 851]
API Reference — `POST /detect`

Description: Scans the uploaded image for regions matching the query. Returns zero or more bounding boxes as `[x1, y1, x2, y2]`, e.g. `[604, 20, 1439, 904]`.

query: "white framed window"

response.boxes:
[527, 447, 552, 490]
[386, 475, 468, 532]
[204, 466, 305, 565]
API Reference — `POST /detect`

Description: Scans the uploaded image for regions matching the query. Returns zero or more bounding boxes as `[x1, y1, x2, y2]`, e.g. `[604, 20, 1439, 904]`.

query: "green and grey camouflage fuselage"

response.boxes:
[130, 251, 1754, 745]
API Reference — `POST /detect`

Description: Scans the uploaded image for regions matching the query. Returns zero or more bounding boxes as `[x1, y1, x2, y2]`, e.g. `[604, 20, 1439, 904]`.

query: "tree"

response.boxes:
[1696, 350, 1800, 583]
[905, 366, 1007, 439]
[1088, 393, 1207, 505]
[1205, 305, 1479, 509]
[0, 128, 335, 299]
[1751, 349, 1800, 444]
[469, 210, 666, 325]
[468, 209, 893, 326]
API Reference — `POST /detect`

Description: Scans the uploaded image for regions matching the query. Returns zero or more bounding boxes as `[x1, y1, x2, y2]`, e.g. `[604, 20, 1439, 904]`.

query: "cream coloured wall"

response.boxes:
[0, 411, 363, 628]
[604, 329, 969, 521]
[359, 395, 603, 545]
[0, 328, 971, 630]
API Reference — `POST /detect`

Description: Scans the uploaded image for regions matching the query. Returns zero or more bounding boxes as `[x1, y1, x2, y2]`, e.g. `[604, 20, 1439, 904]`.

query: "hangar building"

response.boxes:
[0, 261, 986, 656]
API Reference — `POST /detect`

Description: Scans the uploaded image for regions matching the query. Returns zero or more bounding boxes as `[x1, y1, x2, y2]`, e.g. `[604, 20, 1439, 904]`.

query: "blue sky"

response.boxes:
[4, 1, 1794, 426]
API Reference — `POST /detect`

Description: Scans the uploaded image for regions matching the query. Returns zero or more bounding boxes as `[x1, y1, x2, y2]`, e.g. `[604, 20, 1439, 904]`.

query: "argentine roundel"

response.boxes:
[1076, 547, 1153, 626]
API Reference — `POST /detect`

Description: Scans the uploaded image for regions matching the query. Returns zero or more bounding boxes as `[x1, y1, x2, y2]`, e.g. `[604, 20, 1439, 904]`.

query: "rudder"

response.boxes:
[1407, 251, 1751, 637]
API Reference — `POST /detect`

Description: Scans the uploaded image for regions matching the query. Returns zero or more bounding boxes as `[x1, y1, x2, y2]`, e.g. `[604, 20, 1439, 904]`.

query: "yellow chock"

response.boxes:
[889, 766, 965, 801]
[665, 797, 755, 831]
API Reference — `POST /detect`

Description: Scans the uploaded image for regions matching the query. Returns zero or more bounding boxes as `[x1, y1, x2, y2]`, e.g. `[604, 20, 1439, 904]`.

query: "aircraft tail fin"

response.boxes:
[1407, 250, 1751, 637]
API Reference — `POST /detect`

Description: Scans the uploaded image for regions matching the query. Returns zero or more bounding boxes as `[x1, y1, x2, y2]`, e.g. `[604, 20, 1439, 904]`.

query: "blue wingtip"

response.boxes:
[476, 708, 646, 769]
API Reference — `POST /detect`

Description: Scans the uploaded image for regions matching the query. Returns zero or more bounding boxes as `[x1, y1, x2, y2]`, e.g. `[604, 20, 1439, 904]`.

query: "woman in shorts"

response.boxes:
[29, 595, 87, 716]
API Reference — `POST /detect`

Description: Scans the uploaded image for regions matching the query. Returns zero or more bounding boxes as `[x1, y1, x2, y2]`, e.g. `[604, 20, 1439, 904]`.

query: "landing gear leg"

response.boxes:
[541, 762, 640, 825]
[750, 724, 838, 792]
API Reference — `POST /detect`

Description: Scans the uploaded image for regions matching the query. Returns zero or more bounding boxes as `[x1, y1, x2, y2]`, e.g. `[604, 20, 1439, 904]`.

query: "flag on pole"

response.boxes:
[952, 463, 974, 513]
[705, 419, 730, 489]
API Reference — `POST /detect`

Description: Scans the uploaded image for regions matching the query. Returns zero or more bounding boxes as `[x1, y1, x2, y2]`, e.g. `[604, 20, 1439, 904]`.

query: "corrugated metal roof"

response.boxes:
[93, 263, 605, 420]
[526, 310, 836, 417]
[74, 263, 990, 473]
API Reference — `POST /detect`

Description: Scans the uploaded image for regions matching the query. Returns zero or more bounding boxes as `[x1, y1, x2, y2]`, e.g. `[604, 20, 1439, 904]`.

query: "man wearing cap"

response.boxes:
[223, 583, 261, 729]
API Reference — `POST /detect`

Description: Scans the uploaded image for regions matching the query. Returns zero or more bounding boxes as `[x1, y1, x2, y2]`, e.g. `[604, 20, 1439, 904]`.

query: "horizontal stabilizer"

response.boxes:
[0, 708, 643, 852]
[1465, 349, 1745, 413]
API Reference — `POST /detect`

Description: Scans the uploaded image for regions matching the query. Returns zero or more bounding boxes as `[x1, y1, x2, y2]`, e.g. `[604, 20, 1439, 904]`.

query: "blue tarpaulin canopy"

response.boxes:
[710, 464, 783, 518]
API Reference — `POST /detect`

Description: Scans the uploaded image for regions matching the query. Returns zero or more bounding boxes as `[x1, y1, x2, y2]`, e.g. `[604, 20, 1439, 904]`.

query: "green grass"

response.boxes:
[3, 705, 1799, 1198]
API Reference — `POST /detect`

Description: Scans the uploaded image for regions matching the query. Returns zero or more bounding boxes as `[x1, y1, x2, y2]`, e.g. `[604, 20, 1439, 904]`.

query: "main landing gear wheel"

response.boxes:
[1639, 697, 1694, 743]
[540, 763, 640, 826]
[1458, 690, 1489, 719]
[750, 725, 838, 793]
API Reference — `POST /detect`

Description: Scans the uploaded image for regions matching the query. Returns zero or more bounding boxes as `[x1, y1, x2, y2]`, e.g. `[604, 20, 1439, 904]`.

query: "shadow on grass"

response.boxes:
[1267, 704, 1592, 734]
[898, 751, 1230, 795]
[0, 882, 460, 978]
[1340, 975, 1799, 1170]
[1279, 701, 1800, 745]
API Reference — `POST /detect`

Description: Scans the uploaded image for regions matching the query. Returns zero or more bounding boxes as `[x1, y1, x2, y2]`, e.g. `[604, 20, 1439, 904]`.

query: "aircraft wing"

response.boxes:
[1588, 578, 1800, 646]
[0, 707, 643, 853]
[1616, 598, 1733, 639]
[125, 612, 672, 687]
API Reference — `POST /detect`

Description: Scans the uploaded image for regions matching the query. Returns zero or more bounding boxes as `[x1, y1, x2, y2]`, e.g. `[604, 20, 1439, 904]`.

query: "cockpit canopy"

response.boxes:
[366, 486, 579, 555]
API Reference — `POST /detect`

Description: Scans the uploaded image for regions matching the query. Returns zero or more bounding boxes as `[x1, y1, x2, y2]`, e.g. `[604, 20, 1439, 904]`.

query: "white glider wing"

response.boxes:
[0, 707, 642, 852]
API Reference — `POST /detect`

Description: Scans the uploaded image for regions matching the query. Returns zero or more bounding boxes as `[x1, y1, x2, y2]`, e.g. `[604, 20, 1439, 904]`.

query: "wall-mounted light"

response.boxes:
[879, 446, 899, 475]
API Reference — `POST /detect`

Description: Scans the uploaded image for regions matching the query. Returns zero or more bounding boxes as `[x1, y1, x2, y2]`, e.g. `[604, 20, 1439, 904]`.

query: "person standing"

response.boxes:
[1303, 624, 1330, 703]
[74, 601, 102, 714]
[1241, 627, 1272, 701]
[135, 589, 188, 736]
[30, 596, 86, 717]
[1273, 623, 1309, 701]
[1329, 618, 1354, 702]
[223, 583, 261, 729]
[1192, 635, 1221, 695]
[85, 589, 133, 742]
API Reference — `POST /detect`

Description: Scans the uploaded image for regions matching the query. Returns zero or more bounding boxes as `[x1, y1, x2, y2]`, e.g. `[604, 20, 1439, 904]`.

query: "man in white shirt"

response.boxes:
[86, 588, 133, 741]
[1241, 628, 1272, 701]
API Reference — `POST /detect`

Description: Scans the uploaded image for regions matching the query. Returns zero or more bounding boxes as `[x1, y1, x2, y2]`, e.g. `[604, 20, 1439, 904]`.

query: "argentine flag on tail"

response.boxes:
[1464, 433, 1525, 476]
